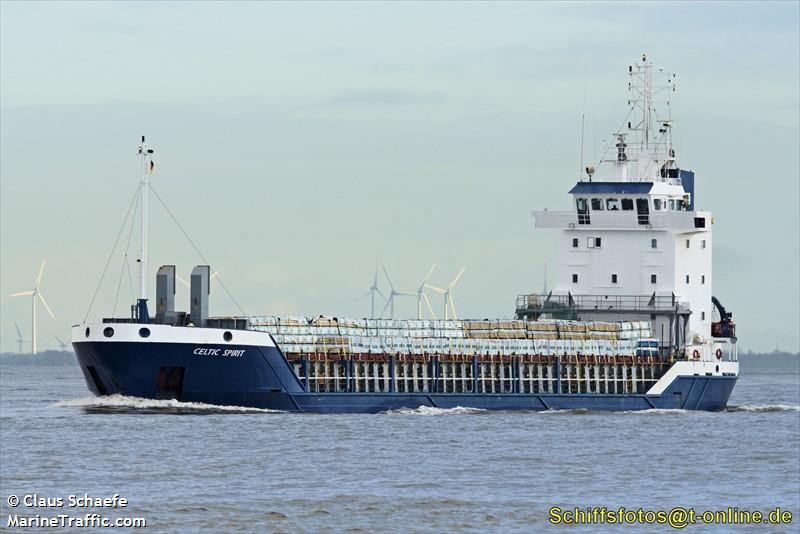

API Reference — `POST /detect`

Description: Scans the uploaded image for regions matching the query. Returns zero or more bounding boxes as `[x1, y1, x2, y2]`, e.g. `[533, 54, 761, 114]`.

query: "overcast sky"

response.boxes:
[1, 1, 798, 353]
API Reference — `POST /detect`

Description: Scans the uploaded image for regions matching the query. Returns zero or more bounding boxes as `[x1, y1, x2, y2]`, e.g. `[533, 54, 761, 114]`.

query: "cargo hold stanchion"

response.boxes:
[347, 358, 354, 393]
[555, 355, 562, 394]
[471, 356, 478, 394]
[432, 355, 439, 393]
[389, 356, 396, 393]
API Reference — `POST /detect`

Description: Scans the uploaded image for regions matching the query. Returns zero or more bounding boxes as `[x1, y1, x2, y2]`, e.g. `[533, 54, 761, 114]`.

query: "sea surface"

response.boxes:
[1, 361, 798, 533]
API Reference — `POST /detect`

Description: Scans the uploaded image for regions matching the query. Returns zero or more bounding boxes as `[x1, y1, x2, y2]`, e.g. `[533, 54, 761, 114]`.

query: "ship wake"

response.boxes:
[54, 395, 283, 414]
[726, 404, 800, 413]
[382, 406, 489, 416]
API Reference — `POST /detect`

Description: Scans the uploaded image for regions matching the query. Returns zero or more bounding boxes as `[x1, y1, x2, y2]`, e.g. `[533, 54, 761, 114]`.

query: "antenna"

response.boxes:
[136, 136, 155, 322]
[579, 66, 588, 178]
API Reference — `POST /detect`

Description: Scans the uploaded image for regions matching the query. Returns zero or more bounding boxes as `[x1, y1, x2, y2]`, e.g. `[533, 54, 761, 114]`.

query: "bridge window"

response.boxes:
[572, 274, 578, 283]
[576, 198, 590, 225]
[572, 238, 579, 248]
[606, 198, 620, 211]
[621, 198, 634, 210]
[654, 199, 663, 210]
[611, 274, 618, 284]
[651, 274, 657, 284]
[591, 198, 604, 211]
[694, 217, 706, 228]
[651, 238, 658, 249]
[669, 199, 675, 210]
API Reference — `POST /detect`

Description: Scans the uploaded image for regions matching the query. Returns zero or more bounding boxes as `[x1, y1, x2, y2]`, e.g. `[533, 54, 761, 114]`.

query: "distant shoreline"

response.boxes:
[0, 350, 76, 366]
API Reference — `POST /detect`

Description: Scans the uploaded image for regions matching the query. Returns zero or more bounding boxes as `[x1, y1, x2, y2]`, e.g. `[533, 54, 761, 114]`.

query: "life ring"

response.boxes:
[692, 349, 700, 359]
[715, 348, 723, 360]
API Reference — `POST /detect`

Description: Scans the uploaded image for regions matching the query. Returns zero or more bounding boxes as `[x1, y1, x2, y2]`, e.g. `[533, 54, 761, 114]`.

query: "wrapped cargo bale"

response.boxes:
[311, 317, 334, 327]
[281, 316, 309, 327]
[527, 320, 558, 332]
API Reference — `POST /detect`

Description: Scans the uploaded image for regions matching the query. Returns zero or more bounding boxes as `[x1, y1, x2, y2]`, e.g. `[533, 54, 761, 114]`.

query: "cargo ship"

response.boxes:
[71, 55, 739, 412]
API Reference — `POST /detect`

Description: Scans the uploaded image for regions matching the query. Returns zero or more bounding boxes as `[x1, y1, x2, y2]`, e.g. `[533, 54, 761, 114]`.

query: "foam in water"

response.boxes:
[54, 394, 282, 414]
[382, 405, 488, 416]
[727, 404, 800, 413]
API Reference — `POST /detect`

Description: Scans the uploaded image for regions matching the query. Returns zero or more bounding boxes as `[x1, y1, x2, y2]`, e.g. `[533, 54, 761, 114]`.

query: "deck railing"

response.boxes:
[516, 293, 690, 314]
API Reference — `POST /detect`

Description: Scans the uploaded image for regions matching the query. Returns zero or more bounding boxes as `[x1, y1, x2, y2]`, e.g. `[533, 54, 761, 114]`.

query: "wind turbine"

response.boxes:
[14, 322, 26, 354]
[416, 263, 438, 320]
[53, 335, 68, 351]
[10, 260, 55, 354]
[379, 263, 414, 319]
[355, 257, 385, 318]
[425, 267, 465, 320]
[176, 270, 219, 287]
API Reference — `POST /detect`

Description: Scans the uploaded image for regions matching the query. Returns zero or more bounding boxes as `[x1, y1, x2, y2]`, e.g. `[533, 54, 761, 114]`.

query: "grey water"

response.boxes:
[1, 361, 798, 533]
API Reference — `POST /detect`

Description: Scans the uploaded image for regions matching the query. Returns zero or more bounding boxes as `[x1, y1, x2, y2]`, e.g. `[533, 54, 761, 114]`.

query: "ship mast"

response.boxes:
[137, 136, 154, 321]
[601, 55, 676, 182]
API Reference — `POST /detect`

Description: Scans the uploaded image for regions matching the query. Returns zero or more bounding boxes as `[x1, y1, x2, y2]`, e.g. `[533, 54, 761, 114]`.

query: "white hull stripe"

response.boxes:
[72, 323, 276, 347]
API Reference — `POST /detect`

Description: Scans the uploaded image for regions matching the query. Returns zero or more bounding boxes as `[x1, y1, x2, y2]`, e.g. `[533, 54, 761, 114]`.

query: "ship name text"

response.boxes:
[193, 348, 246, 357]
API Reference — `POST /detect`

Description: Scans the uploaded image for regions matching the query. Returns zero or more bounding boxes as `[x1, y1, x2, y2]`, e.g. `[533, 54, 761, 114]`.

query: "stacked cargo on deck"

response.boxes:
[246, 316, 656, 358]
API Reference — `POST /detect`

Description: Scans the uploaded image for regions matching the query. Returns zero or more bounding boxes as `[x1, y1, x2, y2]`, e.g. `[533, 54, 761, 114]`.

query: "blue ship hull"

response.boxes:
[72, 339, 736, 413]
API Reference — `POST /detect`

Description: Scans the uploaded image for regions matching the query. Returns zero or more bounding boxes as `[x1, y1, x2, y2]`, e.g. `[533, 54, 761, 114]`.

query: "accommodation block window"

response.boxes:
[572, 274, 578, 283]
[572, 238, 579, 248]
[651, 238, 658, 249]
[651, 274, 657, 284]
[611, 274, 618, 284]
[686, 275, 690, 284]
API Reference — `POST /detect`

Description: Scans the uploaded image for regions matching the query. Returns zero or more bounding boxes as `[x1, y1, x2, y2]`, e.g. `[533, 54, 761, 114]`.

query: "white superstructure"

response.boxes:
[529, 55, 730, 361]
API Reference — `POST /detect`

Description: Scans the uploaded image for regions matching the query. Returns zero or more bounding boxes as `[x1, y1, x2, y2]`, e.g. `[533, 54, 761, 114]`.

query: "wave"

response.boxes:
[54, 394, 282, 414]
[626, 408, 693, 415]
[727, 404, 800, 413]
[382, 405, 488, 416]
[538, 407, 693, 416]
[538, 408, 593, 415]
